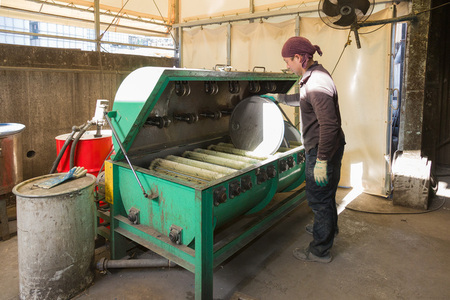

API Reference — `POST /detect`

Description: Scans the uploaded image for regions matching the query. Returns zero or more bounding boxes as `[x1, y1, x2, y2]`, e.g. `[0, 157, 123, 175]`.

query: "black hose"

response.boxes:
[49, 126, 80, 174]
[69, 122, 91, 169]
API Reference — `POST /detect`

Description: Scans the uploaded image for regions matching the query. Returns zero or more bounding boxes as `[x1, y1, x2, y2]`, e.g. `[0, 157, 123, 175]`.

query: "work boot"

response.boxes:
[305, 223, 339, 236]
[293, 247, 332, 263]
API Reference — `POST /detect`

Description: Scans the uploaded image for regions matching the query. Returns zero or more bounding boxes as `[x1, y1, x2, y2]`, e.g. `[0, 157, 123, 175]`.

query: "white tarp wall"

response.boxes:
[181, 7, 394, 196]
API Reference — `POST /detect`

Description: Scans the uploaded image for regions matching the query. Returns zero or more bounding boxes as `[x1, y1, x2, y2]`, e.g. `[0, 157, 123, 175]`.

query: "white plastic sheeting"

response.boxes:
[231, 21, 295, 72]
[181, 7, 394, 196]
[182, 25, 228, 69]
[300, 8, 393, 196]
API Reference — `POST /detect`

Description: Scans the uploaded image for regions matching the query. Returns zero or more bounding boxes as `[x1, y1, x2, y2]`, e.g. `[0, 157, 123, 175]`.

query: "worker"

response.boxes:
[269, 36, 345, 263]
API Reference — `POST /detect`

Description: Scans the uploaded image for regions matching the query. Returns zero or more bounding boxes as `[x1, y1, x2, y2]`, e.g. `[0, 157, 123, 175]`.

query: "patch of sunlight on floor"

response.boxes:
[436, 181, 450, 198]
[337, 187, 363, 215]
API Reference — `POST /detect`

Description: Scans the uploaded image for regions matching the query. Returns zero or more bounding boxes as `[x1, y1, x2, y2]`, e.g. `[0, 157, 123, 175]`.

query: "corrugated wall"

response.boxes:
[0, 44, 175, 180]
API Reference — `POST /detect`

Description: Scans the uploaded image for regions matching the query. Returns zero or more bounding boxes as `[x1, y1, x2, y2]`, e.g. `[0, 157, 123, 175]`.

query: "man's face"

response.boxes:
[283, 54, 304, 76]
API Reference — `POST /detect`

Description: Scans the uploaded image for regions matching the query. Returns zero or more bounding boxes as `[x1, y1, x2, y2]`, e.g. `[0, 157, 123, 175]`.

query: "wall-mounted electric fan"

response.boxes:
[319, 0, 375, 48]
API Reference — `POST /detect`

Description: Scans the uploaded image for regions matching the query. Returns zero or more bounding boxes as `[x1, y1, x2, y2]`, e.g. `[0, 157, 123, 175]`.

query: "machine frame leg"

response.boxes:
[194, 190, 214, 300]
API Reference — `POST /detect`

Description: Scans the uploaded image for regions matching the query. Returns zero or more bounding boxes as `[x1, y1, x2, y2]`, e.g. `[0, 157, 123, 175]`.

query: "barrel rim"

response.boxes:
[12, 173, 96, 198]
[55, 129, 112, 140]
[0, 123, 26, 137]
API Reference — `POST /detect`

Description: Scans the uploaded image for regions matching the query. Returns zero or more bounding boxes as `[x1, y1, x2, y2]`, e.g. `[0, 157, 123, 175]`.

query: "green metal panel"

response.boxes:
[115, 165, 198, 244]
[244, 167, 279, 215]
[213, 187, 306, 268]
[277, 151, 306, 192]
[110, 147, 306, 244]
[113, 162, 293, 245]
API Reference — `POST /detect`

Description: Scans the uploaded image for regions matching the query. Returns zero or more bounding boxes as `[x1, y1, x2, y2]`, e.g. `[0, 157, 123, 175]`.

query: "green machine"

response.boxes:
[104, 67, 306, 299]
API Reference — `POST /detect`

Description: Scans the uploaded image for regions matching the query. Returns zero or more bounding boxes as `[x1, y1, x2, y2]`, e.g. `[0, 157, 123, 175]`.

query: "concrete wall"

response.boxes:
[398, 0, 430, 152]
[0, 44, 175, 180]
[393, 0, 433, 208]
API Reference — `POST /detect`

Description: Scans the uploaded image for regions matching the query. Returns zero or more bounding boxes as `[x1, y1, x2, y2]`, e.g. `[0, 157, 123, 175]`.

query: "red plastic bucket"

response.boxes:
[55, 130, 113, 177]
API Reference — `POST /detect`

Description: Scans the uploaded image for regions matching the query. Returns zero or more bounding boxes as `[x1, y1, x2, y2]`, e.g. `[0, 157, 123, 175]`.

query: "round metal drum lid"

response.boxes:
[230, 96, 285, 156]
[0, 123, 25, 138]
[13, 173, 96, 198]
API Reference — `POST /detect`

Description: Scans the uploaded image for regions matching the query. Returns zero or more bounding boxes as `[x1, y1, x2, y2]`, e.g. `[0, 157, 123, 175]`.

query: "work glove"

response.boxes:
[37, 166, 87, 189]
[260, 94, 279, 104]
[73, 166, 88, 178]
[314, 159, 328, 187]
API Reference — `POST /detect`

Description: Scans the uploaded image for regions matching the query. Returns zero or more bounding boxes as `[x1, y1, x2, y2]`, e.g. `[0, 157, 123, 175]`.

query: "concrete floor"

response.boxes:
[1, 176, 450, 300]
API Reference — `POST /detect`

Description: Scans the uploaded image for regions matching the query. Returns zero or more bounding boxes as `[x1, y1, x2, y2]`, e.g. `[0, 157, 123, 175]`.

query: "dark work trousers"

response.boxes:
[305, 141, 345, 257]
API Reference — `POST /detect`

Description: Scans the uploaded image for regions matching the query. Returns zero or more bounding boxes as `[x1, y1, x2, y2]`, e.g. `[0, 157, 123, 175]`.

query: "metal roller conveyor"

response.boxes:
[150, 158, 225, 181]
[208, 144, 268, 160]
[149, 143, 270, 183]
[165, 155, 236, 175]
[105, 66, 306, 299]
[215, 142, 236, 148]
[289, 141, 303, 147]
[151, 167, 207, 185]
[277, 142, 301, 153]
[276, 147, 292, 153]
[217, 141, 282, 153]
[182, 150, 253, 170]
[193, 148, 260, 164]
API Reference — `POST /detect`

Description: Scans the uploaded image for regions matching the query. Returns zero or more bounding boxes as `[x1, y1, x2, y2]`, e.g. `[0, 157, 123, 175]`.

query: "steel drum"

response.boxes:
[230, 96, 285, 156]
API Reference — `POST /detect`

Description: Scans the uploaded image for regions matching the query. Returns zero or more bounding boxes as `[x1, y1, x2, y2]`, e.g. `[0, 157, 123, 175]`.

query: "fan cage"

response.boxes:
[318, 0, 375, 30]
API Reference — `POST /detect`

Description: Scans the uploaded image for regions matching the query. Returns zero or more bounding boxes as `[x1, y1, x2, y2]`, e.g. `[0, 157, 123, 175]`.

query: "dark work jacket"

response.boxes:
[278, 62, 345, 161]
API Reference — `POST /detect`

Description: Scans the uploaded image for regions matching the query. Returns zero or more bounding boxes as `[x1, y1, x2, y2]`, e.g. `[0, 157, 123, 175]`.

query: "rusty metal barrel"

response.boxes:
[13, 173, 96, 300]
[0, 123, 25, 196]
[0, 123, 25, 240]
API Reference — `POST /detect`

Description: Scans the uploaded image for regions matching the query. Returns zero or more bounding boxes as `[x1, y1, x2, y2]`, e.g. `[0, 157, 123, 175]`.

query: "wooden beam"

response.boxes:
[179, 0, 318, 23]
[173, 5, 318, 28]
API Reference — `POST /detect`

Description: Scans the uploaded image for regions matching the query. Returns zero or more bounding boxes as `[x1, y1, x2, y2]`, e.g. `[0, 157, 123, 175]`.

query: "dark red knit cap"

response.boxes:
[282, 36, 323, 68]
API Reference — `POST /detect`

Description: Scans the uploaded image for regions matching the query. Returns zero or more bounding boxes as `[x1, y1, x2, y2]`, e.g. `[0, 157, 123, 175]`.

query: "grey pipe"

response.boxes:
[96, 257, 177, 272]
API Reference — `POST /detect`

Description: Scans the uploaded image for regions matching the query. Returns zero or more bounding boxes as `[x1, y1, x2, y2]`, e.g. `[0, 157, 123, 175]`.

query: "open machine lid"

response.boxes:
[108, 67, 298, 161]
